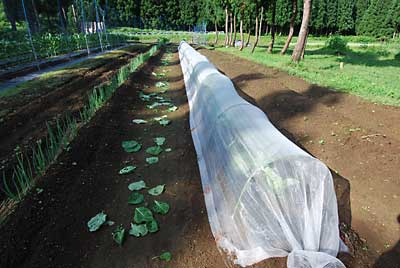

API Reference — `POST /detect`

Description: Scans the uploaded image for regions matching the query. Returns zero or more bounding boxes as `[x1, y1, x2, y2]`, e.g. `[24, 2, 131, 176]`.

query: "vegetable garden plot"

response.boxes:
[178, 41, 346, 268]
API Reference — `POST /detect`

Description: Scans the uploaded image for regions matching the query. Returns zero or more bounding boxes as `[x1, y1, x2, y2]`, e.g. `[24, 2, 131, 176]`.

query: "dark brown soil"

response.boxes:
[0, 45, 398, 268]
[0, 47, 226, 268]
[0, 44, 151, 201]
[200, 48, 400, 268]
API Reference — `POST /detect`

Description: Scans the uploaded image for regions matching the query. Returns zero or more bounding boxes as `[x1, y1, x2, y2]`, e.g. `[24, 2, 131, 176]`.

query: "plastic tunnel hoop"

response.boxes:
[178, 41, 346, 268]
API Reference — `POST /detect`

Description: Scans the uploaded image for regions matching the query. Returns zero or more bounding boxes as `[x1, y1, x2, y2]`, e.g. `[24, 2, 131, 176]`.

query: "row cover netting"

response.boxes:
[178, 41, 346, 268]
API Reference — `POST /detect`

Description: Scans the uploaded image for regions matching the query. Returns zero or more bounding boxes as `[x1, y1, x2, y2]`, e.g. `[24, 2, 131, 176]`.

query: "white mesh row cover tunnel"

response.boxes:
[178, 41, 346, 268]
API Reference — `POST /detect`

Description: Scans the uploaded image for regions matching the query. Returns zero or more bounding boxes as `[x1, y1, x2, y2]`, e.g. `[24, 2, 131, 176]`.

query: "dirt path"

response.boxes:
[0, 44, 151, 201]
[0, 47, 227, 268]
[201, 48, 400, 267]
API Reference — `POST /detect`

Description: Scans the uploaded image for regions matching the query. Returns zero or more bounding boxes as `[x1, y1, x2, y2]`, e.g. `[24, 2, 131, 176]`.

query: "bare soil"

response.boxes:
[200, 48, 400, 268]
[0, 46, 398, 268]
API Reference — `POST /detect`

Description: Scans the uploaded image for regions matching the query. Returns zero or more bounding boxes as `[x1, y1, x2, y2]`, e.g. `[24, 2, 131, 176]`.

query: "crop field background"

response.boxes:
[0, 1, 399, 268]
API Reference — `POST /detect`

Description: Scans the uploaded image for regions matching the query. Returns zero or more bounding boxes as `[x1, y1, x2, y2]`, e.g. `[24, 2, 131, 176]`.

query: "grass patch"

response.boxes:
[216, 44, 400, 106]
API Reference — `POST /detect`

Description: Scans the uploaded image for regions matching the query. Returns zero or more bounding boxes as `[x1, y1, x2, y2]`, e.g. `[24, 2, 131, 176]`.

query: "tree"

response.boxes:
[275, 0, 291, 34]
[312, 0, 327, 34]
[251, 3, 263, 53]
[268, 0, 277, 53]
[355, 0, 370, 34]
[326, 0, 338, 34]
[2, 0, 22, 31]
[281, 0, 297, 54]
[358, 0, 394, 38]
[337, 0, 355, 34]
[292, 0, 311, 62]
[385, 0, 400, 38]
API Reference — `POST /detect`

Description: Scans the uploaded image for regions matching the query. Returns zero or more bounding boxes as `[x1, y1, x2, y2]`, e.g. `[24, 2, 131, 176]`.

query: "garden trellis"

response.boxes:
[0, 0, 122, 72]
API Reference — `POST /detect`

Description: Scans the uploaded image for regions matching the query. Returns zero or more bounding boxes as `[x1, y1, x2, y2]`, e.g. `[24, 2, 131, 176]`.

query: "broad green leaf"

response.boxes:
[159, 119, 170, 126]
[167, 106, 178, 112]
[146, 220, 159, 233]
[152, 200, 170, 215]
[154, 137, 166, 146]
[153, 115, 167, 121]
[122, 140, 141, 153]
[134, 207, 154, 223]
[155, 81, 168, 88]
[154, 96, 170, 101]
[129, 223, 148, 237]
[112, 225, 125, 246]
[146, 157, 159, 164]
[119, 165, 136, 175]
[146, 146, 163, 156]
[87, 212, 107, 232]
[139, 92, 151, 101]
[159, 251, 172, 262]
[147, 102, 162, 109]
[165, 148, 172, 152]
[128, 192, 144, 205]
[148, 184, 165, 196]
[132, 119, 147, 124]
[128, 180, 146, 191]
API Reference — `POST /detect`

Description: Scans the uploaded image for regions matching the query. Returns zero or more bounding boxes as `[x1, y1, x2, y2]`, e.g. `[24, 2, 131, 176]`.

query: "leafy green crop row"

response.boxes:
[1, 41, 164, 202]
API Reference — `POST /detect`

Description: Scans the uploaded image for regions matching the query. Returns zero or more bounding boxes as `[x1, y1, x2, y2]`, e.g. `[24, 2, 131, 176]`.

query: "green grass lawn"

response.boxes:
[215, 42, 400, 106]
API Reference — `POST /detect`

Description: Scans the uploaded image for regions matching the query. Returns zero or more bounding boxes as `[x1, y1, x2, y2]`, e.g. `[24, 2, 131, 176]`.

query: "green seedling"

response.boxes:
[148, 184, 165, 196]
[132, 119, 147, 124]
[146, 157, 159, 164]
[152, 200, 170, 215]
[129, 223, 148, 237]
[112, 225, 125, 246]
[128, 180, 147, 191]
[154, 137, 166, 146]
[87, 212, 107, 232]
[119, 165, 136, 175]
[134, 207, 154, 224]
[146, 146, 163, 156]
[128, 192, 144, 205]
[122, 140, 141, 153]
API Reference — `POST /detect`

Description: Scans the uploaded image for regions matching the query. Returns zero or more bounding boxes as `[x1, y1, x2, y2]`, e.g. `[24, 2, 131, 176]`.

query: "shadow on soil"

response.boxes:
[373, 215, 400, 268]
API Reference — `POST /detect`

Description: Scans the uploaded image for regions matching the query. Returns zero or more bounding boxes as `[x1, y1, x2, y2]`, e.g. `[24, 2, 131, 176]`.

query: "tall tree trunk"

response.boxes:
[281, 0, 297, 55]
[229, 13, 233, 46]
[239, 18, 244, 51]
[292, 0, 311, 62]
[31, 0, 40, 32]
[2, 0, 17, 31]
[214, 20, 219, 44]
[72, 4, 80, 32]
[224, 8, 229, 46]
[301, 28, 309, 59]
[62, 7, 68, 28]
[232, 14, 237, 46]
[258, 7, 263, 38]
[245, 26, 251, 47]
[268, 2, 276, 53]
[57, 0, 66, 32]
[251, 12, 259, 53]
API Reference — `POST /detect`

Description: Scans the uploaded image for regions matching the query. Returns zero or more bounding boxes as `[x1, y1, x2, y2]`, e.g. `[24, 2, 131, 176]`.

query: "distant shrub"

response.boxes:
[395, 52, 400, 61]
[325, 36, 348, 55]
